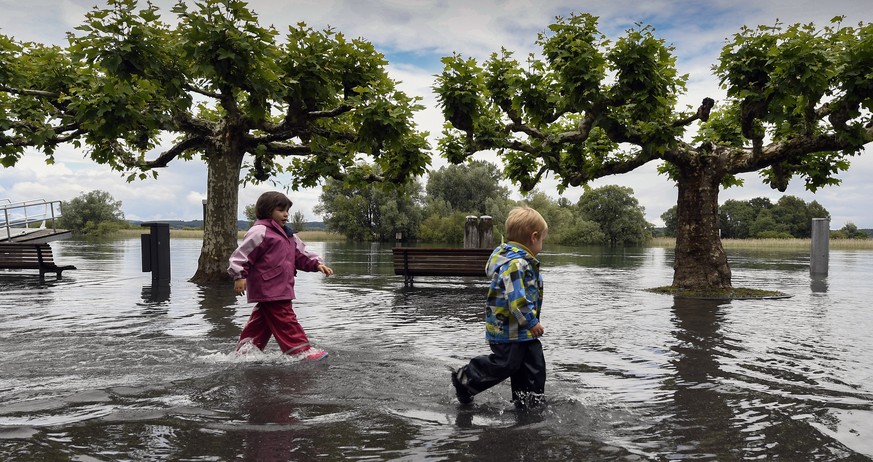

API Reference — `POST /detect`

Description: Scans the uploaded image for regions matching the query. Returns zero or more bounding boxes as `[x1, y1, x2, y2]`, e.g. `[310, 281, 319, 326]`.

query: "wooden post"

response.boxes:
[810, 217, 829, 276]
[464, 216, 479, 248]
[478, 215, 493, 248]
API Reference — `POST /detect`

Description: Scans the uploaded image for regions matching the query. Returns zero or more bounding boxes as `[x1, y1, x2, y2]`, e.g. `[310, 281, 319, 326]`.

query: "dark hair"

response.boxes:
[255, 191, 293, 220]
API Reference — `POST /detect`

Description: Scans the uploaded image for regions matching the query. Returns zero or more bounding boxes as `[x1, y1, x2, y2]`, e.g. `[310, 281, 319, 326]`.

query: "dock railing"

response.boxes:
[1, 199, 64, 241]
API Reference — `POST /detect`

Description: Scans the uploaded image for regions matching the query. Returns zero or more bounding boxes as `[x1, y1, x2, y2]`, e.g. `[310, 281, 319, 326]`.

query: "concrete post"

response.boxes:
[810, 218, 829, 276]
[478, 215, 493, 248]
[464, 216, 479, 248]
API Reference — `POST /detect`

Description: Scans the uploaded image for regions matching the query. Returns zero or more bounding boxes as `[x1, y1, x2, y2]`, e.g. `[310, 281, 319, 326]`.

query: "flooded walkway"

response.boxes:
[1, 239, 871, 460]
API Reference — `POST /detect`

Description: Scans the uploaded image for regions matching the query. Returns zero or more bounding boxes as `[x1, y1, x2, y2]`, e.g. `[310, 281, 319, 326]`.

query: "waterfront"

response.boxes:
[1, 238, 871, 460]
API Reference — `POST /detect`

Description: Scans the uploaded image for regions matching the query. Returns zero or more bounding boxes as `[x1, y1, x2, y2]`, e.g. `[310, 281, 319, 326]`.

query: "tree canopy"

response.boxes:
[576, 185, 652, 246]
[434, 13, 873, 291]
[57, 190, 127, 236]
[661, 196, 831, 239]
[0, 0, 430, 282]
[315, 174, 423, 242]
[425, 159, 509, 215]
[316, 161, 651, 247]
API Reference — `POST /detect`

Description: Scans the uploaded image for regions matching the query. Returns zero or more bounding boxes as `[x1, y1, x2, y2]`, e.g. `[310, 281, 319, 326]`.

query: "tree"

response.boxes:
[425, 160, 509, 215]
[772, 196, 813, 238]
[291, 211, 306, 232]
[576, 185, 652, 246]
[749, 209, 791, 238]
[719, 196, 830, 238]
[833, 222, 868, 239]
[57, 190, 127, 236]
[315, 174, 423, 241]
[0, 0, 429, 282]
[719, 200, 757, 239]
[660, 206, 678, 238]
[243, 204, 256, 228]
[434, 14, 873, 291]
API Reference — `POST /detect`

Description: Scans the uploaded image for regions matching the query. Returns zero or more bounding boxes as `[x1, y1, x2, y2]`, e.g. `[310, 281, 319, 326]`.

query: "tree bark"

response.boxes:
[672, 166, 732, 289]
[190, 145, 245, 284]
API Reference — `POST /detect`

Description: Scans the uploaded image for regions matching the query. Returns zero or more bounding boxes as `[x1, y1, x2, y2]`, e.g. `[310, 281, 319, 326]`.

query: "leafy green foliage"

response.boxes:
[831, 223, 869, 239]
[425, 160, 509, 215]
[56, 190, 127, 236]
[435, 14, 872, 289]
[718, 196, 829, 238]
[1, 0, 431, 280]
[576, 185, 652, 246]
[660, 206, 678, 238]
[314, 173, 423, 242]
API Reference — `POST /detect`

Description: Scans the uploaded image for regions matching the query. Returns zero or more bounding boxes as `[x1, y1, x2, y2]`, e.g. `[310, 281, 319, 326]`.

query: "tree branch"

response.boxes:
[127, 137, 204, 170]
[730, 126, 873, 174]
[183, 83, 222, 100]
[0, 84, 58, 99]
[672, 98, 715, 127]
[172, 111, 215, 137]
[308, 104, 353, 119]
[262, 141, 312, 156]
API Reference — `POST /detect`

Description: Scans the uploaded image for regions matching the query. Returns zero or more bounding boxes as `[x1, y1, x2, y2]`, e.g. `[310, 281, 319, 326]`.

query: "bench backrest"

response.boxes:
[392, 247, 492, 277]
[0, 243, 54, 267]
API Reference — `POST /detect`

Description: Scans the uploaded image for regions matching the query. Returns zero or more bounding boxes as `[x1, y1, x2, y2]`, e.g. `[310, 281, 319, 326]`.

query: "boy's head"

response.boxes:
[255, 191, 293, 220]
[505, 206, 548, 253]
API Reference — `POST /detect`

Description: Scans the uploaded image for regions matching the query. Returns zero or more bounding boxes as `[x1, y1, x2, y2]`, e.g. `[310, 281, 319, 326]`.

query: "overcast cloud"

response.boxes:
[0, 0, 870, 227]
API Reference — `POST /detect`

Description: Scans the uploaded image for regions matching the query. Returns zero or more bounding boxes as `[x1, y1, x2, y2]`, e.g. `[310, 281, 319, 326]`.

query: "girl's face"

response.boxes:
[271, 206, 289, 226]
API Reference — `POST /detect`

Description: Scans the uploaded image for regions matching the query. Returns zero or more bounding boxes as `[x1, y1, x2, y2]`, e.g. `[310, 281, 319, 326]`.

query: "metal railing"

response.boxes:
[1, 199, 64, 241]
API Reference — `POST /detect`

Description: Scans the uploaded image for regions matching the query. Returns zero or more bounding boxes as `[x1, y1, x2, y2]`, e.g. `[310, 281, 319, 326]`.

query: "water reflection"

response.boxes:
[2, 239, 872, 460]
[197, 283, 241, 339]
[810, 274, 829, 293]
[141, 282, 171, 304]
[543, 245, 648, 269]
[667, 299, 744, 458]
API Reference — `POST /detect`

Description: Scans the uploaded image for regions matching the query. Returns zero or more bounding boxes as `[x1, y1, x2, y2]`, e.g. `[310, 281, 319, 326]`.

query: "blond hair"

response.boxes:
[505, 206, 548, 244]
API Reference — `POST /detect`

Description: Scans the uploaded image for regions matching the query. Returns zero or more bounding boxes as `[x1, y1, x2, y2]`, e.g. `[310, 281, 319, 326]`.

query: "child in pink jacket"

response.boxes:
[228, 191, 333, 360]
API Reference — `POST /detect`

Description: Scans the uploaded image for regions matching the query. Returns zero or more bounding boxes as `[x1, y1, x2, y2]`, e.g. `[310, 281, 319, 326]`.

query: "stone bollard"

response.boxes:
[464, 216, 479, 249]
[478, 215, 493, 248]
[810, 217, 829, 276]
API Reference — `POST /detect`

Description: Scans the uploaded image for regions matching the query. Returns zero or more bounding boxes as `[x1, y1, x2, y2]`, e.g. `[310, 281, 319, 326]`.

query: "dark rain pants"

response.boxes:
[458, 339, 545, 405]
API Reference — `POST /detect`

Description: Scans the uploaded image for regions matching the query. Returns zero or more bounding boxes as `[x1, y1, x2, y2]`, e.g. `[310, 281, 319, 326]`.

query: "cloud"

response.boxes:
[2, 0, 871, 228]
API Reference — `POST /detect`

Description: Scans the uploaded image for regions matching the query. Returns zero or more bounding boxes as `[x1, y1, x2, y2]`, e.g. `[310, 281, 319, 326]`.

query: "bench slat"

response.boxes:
[392, 247, 492, 285]
[0, 243, 76, 281]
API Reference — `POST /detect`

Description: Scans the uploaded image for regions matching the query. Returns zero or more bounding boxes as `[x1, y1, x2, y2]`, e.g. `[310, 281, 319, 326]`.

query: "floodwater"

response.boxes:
[1, 238, 871, 461]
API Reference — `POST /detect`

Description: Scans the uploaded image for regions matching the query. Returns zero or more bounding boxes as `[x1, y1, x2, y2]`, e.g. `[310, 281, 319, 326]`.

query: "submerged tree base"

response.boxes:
[647, 286, 791, 300]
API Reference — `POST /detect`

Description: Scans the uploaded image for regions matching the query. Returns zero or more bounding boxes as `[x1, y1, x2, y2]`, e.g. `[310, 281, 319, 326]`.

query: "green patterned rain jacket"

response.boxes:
[483, 241, 543, 343]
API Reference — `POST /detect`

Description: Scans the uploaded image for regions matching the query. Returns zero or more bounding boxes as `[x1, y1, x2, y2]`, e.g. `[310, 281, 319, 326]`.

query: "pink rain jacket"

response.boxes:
[227, 219, 323, 302]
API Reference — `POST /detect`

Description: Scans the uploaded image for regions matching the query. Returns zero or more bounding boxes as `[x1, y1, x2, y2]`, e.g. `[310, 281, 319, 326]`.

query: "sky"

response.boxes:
[1, 0, 871, 228]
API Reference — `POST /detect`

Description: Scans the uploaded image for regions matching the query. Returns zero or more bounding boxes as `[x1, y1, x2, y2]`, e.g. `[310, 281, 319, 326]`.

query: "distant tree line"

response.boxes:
[314, 160, 653, 246]
[660, 196, 864, 239]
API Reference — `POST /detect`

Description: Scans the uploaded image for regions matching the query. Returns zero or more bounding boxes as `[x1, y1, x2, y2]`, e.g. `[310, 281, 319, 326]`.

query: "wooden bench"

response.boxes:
[392, 247, 493, 286]
[0, 243, 76, 281]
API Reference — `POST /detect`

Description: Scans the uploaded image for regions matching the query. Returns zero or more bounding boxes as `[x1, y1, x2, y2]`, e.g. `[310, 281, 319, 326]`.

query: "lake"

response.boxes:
[1, 238, 871, 461]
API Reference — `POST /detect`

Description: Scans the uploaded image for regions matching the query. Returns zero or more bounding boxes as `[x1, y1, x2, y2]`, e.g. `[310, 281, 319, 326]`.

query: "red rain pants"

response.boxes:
[236, 300, 311, 354]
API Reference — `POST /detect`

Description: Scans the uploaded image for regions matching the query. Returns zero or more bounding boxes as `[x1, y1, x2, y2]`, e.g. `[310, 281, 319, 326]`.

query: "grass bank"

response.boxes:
[650, 236, 873, 250]
[115, 228, 346, 241]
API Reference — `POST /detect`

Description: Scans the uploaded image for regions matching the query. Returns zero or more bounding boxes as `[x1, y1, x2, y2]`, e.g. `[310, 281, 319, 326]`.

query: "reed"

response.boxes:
[650, 236, 873, 250]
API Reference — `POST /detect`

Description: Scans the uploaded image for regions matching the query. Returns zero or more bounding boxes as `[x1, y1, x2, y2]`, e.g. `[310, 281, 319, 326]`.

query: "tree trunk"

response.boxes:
[190, 146, 245, 284]
[672, 167, 732, 290]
